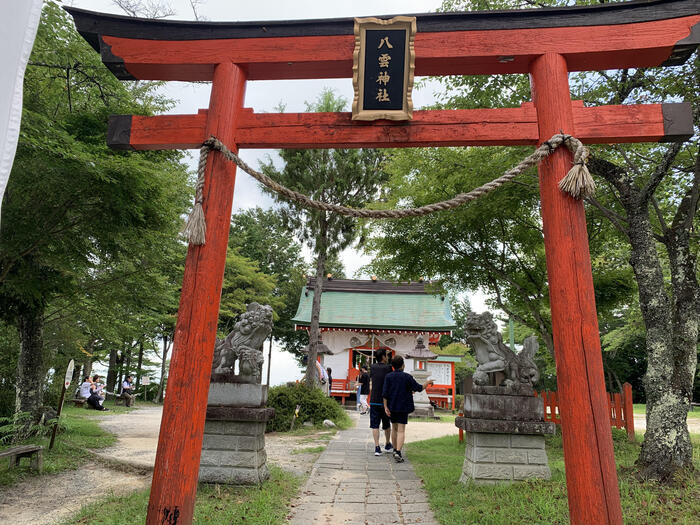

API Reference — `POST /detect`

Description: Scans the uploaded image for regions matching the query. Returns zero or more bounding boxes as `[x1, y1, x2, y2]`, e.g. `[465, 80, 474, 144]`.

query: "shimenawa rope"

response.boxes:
[183, 133, 594, 245]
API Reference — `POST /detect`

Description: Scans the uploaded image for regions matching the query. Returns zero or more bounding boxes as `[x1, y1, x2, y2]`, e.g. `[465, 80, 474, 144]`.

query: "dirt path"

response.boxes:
[0, 463, 149, 525]
[634, 414, 700, 434]
[0, 406, 344, 525]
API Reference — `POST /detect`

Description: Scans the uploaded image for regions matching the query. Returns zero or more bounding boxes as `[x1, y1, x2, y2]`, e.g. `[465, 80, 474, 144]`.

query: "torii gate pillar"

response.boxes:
[531, 53, 622, 524]
[146, 62, 247, 525]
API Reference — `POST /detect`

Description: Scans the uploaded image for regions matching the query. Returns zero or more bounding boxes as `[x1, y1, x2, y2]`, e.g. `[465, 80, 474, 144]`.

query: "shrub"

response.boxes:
[266, 383, 351, 432]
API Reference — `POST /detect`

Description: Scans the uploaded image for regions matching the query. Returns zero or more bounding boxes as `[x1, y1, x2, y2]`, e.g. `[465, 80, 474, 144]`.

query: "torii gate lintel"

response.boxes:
[65, 2, 700, 525]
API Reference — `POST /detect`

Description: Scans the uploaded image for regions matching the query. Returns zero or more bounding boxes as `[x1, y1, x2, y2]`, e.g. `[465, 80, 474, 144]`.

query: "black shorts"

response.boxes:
[369, 404, 391, 430]
[390, 411, 409, 425]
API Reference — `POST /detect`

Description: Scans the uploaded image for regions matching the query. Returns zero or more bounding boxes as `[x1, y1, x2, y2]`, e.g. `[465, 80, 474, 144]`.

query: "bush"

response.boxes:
[266, 383, 351, 432]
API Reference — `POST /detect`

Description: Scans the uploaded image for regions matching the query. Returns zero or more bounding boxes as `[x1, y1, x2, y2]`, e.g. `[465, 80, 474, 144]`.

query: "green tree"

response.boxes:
[218, 248, 282, 334]
[0, 2, 190, 419]
[260, 89, 388, 386]
[229, 208, 307, 355]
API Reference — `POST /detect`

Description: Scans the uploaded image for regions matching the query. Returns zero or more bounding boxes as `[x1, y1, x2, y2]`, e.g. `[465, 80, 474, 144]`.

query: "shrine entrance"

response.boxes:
[66, 2, 699, 524]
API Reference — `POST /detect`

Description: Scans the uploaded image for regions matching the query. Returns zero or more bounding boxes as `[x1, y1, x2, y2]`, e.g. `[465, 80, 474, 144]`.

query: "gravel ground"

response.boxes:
[0, 405, 342, 525]
[0, 463, 149, 525]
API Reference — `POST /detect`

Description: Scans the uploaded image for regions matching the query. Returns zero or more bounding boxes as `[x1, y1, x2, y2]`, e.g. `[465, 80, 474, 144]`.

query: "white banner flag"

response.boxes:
[0, 0, 43, 226]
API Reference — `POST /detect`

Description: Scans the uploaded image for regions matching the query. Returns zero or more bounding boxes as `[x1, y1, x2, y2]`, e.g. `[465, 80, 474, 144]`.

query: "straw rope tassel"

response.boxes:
[183, 142, 209, 245]
[558, 135, 595, 200]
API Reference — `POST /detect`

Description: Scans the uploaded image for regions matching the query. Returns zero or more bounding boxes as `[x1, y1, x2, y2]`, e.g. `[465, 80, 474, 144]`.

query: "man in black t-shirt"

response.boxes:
[368, 349, 393, 456]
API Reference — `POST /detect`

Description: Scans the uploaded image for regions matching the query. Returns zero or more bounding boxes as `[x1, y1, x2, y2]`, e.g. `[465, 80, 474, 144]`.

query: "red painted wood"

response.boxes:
[125, 103, 670, 151]
[530, 52, 622, 525]
[146, 62, 246, 525]
[102, 15, 700, 81]
[623, 383, 635, 442]
[451, 363, 455, 410]
[615, 393, 624, 429]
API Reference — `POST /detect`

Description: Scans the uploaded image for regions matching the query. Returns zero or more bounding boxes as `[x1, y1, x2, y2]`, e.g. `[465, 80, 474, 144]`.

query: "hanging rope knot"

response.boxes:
[557, 133, 595, 200]
[182, 132, 595, 245]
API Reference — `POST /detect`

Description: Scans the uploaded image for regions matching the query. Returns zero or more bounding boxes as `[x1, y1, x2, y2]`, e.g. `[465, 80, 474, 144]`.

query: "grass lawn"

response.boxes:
[0, 402, 148, 486]
[406, 429, 700, 525]
[62, 465, 301, 525]
[634, 404, 700, 421]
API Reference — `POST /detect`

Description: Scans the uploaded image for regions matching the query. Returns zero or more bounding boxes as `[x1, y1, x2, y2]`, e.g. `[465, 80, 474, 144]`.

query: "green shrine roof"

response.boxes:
[292, 279, 456, 332]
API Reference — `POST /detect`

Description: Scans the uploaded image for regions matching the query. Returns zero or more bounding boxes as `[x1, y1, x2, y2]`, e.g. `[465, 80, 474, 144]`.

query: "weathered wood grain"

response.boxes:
[530, 52, 623, 525]
[146, 63, 246, 525]
[108, 102, 690, 151]
[89, 14, 700, 81]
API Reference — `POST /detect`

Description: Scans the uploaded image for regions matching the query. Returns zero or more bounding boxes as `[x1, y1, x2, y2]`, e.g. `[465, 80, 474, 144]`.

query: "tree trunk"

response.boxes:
[71, 363, 82, 386]
[83, 356, 92, 380]
[106, 348, 119, 393]
[157, 334, 171, 403]
[125, 344, 132, 376]
[15, 306, 45, 421]
[135, 340, 144, 388]
[626, 209, 693, 479]
[304, 212, 328, 388]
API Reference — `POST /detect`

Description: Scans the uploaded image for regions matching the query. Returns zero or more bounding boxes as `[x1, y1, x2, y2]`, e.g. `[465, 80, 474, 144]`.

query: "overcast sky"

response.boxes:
[66, 0, 493, 384]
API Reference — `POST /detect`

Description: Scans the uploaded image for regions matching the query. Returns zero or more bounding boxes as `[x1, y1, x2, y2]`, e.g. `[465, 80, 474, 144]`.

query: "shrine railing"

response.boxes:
[458, 382, 636, 443]
[534, 383, 635, 442]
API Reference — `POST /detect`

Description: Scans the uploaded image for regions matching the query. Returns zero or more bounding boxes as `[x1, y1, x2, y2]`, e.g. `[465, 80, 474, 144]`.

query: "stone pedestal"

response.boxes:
[410, 369, 434, 418]
[455, 384, 555, 484]
[199, 383, 274, 485]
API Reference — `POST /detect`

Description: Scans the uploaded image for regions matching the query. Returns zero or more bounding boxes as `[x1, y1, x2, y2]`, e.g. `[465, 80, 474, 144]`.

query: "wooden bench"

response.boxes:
[69, 398, 87, 408]
[0, 445, 43, 472]
[330, 379, 355, 405]
[691, 402, 700, 411]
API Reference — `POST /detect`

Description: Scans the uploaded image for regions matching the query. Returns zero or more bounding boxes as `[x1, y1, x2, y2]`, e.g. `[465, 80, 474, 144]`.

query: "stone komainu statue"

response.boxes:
[212, 302, 273, 384]
[464, 311, 540, 387]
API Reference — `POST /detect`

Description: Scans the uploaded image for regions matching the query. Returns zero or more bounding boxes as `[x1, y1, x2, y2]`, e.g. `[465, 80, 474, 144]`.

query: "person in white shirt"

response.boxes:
[121, 375, 135, 407]
[92, 375, 106, 406]
[79, 377, 92, 399]
[86, 375, 108, 411]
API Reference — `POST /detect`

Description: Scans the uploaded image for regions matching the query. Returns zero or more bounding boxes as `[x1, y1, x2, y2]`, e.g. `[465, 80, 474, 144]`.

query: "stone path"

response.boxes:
[288, 425, 438, 525]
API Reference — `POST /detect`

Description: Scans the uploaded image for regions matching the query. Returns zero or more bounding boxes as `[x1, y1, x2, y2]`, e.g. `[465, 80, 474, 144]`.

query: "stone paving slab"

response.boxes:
[288, 423, 439, 525]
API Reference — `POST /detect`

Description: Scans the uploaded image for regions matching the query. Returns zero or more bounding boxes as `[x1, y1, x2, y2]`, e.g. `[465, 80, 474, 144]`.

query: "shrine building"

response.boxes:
[292, 278, 459, 409]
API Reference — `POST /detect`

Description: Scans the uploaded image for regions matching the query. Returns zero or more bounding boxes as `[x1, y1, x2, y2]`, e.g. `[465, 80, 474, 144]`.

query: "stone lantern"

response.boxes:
[405, 335, 437, 418]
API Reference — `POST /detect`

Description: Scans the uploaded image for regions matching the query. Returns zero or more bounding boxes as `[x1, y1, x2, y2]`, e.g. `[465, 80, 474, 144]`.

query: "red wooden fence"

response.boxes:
[534, 382, 635, 442]
[458, 383, 635, 443]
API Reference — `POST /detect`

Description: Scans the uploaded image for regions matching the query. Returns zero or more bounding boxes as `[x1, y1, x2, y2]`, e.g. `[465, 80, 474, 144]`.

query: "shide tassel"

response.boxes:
[558, 161, 596, 200]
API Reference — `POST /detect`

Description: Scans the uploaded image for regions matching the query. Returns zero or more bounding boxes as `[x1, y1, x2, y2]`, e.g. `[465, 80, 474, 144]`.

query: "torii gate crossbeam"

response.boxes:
[66, 2, 699, 524]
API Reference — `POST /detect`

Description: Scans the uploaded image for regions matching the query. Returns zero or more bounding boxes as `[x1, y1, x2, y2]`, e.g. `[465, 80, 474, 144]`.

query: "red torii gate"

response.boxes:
[66, 1, 699, 524]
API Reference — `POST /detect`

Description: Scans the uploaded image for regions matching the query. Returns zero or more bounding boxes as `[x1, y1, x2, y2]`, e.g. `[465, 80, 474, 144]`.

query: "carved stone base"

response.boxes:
[456, 391, 555, 485]
[459, 432, 551, 484]
[208, 383, 268, 406]
[199, 383, 274, 485]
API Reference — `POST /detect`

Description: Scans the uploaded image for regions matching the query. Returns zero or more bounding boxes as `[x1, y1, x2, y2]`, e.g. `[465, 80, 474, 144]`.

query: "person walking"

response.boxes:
[382, 355, 433, 462]
[368, 349, 393, 456]
[358, 365, 370, 414]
